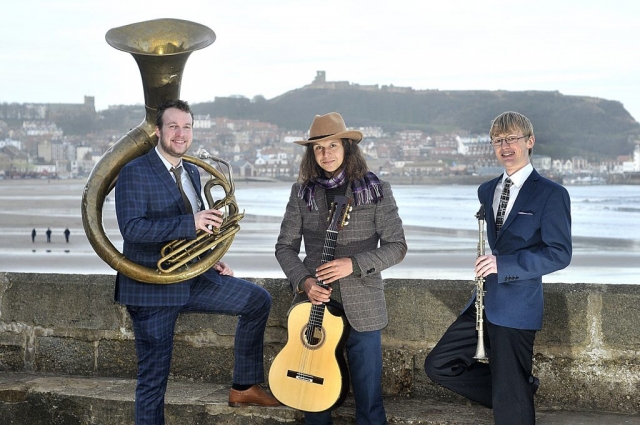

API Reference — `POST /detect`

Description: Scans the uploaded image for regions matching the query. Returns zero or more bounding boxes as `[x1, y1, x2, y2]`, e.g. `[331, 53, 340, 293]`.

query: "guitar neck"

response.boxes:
[309, 227, 340, 324]
[317, 229, 338, 290]
[310, 195, 351, 322]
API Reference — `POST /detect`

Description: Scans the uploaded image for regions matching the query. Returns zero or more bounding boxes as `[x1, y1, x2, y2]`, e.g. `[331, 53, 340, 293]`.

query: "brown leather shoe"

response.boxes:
[228, 385, 281, 407]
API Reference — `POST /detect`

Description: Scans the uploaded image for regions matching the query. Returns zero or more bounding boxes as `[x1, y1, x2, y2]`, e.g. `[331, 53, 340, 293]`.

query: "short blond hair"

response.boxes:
[490, 111, 534, 139]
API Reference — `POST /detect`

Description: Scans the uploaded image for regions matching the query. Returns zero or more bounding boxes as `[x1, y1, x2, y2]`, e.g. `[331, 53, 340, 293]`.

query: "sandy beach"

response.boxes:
[0, 178, 638, 284]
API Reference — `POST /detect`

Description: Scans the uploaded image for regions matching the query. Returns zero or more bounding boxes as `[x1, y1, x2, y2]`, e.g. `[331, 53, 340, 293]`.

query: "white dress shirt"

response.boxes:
[492, 163, 533, 222]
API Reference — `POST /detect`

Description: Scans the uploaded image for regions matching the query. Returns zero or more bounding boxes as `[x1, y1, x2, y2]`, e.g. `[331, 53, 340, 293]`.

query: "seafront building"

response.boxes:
[0, 97, 639, 184]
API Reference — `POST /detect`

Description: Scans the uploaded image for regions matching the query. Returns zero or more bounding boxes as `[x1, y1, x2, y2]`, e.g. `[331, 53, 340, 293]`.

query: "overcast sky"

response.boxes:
[2, 0, 639, 123]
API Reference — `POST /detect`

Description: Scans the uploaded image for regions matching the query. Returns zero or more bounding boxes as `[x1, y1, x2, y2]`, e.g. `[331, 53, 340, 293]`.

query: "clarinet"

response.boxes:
[473, 204, 488, 360]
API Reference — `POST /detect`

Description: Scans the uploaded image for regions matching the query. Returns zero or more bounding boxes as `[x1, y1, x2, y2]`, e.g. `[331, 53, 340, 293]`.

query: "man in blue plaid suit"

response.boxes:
[115, 100, 279, 425]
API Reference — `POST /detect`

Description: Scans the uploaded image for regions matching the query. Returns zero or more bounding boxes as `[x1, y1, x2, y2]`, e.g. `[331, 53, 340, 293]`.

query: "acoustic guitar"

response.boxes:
[269, 196, 352, 412]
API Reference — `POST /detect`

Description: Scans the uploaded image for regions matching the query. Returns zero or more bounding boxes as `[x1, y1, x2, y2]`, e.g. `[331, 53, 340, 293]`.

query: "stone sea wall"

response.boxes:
[0, 272, 638, 414]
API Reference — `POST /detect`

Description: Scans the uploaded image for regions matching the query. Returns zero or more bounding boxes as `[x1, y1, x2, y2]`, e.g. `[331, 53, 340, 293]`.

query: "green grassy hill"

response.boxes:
[194, 88, 640, 159]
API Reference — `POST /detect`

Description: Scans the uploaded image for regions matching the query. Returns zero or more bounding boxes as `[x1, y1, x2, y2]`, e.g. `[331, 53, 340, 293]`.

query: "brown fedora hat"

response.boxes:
[294, 112, 363, 145]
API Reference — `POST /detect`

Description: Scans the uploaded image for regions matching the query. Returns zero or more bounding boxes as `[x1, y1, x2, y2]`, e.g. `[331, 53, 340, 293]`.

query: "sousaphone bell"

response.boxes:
[81, 18, 243, 284]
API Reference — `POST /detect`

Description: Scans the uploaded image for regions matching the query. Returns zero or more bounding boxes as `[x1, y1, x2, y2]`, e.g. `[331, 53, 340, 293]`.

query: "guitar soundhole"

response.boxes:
[301, 324, 325, 349]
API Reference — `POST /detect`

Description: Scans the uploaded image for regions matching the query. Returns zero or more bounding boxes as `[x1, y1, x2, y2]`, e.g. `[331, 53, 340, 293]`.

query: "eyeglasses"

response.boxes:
[490, 135, 528, 147]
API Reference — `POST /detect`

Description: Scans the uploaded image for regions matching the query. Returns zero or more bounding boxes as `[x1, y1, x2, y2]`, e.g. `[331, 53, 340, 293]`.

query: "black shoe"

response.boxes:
[529, 376, 540, 395]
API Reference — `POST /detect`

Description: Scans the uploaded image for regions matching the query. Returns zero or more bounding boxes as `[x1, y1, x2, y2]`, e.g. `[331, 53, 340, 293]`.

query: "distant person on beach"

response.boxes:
[114, 99, 278, 425]
[275, 112, 407, 424]
[64, 228, 70, 243]
[46, 227, 51, 243]
[424, 111, 572, 425]
[31, 228, 36, 243]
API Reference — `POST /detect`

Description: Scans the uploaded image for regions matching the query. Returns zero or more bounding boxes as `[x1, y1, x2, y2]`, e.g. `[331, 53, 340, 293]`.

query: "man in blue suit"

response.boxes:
[425, 111, 572, 424]
[115, 100, 279, 425]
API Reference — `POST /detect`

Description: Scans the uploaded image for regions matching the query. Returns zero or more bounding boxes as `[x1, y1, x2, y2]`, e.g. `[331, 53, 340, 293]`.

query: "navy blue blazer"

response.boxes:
[114, 149, 204, 306]
[465, 169, 572, 330]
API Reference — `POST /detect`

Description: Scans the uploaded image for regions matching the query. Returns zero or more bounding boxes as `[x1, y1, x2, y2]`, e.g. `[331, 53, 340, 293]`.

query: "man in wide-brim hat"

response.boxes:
[276, 111, 407, 424]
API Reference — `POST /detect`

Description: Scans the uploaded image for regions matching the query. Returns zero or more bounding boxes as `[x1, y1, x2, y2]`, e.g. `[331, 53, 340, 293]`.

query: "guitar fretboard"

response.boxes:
[309, 229, 338, 329]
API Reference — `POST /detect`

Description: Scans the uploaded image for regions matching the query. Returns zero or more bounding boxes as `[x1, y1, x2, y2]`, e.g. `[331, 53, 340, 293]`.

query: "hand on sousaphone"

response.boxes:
[194, 208, 224, 234]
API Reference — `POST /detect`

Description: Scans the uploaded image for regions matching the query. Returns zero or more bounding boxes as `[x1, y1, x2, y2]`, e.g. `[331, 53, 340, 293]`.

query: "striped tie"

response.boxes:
[170, 166, 193, 214]
[495, 178, 512, 232]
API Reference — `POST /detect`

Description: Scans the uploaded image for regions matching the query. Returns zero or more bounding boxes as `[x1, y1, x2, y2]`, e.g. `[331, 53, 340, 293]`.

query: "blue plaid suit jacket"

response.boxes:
[114, 149, 203, 306]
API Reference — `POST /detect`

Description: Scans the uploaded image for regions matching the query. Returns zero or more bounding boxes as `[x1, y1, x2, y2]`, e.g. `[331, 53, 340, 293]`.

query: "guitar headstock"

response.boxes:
[327, 196, 352, 231]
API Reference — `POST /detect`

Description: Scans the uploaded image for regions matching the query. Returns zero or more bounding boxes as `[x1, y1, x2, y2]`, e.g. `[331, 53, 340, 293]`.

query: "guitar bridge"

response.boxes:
[287, 370, 324, 385]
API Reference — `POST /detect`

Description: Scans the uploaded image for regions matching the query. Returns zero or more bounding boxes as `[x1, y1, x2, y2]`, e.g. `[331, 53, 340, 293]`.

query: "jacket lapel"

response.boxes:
[184, 162, 204, 211]
[497, 170, 539, 239]
[148, 149, 187, 212]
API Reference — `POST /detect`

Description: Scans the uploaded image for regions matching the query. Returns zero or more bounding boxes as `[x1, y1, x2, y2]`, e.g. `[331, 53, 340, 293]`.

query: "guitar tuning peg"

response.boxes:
[344, 220, 349, 226]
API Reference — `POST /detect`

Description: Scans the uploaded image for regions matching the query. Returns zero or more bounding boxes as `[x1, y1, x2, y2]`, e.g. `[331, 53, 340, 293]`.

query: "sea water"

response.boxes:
[236, 183, 640, 242]
[0, 181, 638, 283]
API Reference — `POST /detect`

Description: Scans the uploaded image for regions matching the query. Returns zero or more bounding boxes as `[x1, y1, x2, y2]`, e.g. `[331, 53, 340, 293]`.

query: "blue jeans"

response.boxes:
[305, 328, 387, 425]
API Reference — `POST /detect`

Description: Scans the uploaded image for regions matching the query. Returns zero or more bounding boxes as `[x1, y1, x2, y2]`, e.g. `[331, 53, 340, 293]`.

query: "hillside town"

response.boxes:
[1, 96, 639, 185]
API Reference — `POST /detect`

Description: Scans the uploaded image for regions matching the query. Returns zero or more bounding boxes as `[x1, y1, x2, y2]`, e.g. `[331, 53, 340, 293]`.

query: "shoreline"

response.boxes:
[5, 174, 640, 186]
[1, 178, 639, 285]
[2, 223, 639, 284]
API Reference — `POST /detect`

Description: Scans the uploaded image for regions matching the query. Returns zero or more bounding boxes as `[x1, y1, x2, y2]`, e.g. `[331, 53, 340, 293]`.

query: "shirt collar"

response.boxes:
[155, 146, 183, 173]
[503, 163, 533, 188]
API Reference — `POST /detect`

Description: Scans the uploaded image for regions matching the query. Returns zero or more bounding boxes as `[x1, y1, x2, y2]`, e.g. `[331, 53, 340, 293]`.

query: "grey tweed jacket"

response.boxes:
[275, 180, 407, 332]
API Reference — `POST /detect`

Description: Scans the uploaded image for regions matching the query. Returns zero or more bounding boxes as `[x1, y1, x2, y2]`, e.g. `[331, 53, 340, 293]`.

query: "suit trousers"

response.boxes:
[305, 328, 387, 425]
[127, 271, 272, 425]
[424, 306, 537, 425]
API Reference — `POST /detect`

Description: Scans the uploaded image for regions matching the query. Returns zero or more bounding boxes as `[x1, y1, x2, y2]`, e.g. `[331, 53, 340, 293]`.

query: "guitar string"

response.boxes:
[300, 227, 337, 375]
[298, 200, 345, 380]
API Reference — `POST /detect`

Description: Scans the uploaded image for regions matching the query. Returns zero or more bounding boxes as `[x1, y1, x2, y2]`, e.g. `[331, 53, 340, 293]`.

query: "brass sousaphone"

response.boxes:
[81, 19, 243, 284]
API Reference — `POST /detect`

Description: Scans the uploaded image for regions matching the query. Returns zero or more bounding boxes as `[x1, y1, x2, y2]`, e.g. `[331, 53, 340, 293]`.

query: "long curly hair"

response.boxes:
[298, 138, 369, 184]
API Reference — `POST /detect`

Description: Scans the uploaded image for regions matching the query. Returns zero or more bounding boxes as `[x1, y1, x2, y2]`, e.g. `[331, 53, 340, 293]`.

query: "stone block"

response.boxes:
[381, 348, 415, 396]
[2, 273, 120, 330]
[96, 339, 137, 379]
[263, 279, 297, 330]
[35, 337, 95, 375]
[0, 333, 25, 372]
[384, 279, 471, 343]
[538, 283, 590, 346]
[534, 354, 640, 413]
[601, 286, 640, 349]
[170, 343, 235, 383]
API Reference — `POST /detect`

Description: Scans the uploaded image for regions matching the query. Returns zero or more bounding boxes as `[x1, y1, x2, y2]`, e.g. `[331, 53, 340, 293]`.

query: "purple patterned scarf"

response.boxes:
[298, 170, 383, 210]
